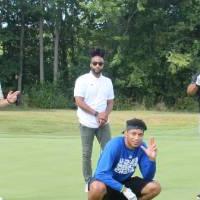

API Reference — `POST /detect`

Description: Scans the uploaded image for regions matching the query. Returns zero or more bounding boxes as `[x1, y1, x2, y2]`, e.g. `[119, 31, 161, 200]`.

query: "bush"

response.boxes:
[113, 97, 146, 110]
[173, 96, 199, 112]
[155, 102, 168, 111]
[26, 82, 68, 108]
[142, 95, 155, 109]
[113, 98, 135, 110]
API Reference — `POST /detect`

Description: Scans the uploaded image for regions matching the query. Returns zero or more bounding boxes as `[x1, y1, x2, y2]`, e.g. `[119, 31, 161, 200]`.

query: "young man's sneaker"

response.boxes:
[84, 183, 89, 193]
[197, 194, 200, 200]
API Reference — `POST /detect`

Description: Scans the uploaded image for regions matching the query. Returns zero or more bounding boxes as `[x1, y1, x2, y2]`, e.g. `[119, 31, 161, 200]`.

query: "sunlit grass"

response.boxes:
[0, 109, 199, 199]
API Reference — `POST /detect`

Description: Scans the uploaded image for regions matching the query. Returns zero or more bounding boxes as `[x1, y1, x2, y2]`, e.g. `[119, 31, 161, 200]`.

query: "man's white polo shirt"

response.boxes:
[74, 71, 114, 128]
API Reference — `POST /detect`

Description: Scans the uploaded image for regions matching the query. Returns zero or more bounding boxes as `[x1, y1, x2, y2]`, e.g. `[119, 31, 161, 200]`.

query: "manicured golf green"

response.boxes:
[0, 109, 199, 200]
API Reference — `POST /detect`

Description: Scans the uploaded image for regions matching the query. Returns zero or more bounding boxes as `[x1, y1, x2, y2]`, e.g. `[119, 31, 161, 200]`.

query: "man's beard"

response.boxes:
[91, 68, 102, 76]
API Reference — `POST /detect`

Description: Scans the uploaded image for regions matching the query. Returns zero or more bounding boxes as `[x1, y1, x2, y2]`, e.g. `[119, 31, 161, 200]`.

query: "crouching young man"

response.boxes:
[88, 118, 161, 200]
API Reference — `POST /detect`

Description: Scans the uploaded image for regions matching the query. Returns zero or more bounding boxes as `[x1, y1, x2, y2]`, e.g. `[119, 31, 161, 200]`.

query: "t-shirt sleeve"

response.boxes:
[74, 77, 85, 97]
[0, 83, 4, 99]
[191, 73, 200, 84]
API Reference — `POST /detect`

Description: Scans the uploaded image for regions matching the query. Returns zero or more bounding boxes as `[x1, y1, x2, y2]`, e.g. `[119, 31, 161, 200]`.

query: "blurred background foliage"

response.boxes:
[0, 0, 200, 111]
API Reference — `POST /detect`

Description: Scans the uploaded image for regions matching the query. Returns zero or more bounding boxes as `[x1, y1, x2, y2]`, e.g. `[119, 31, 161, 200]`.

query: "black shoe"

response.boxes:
[197, 194, 200, 200]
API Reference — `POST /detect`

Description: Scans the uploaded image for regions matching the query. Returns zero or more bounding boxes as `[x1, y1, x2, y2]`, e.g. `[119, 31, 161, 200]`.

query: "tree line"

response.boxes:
[0, 0, 200, 110]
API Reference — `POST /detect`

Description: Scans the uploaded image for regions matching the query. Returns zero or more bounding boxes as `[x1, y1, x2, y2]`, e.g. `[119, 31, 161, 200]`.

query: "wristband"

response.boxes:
[94, 111, 99, 117]
[120, 185, 126, 193]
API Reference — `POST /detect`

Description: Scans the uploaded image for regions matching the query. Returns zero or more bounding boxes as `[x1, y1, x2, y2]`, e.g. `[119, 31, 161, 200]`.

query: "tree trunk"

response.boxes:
[39, 0, 44, 83]
[53, 26, 59, 83]
[18, 11, 24, 92]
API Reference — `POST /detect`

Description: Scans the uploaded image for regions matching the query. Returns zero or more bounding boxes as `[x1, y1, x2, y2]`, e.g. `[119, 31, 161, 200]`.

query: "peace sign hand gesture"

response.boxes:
[141, 138, 157, 161]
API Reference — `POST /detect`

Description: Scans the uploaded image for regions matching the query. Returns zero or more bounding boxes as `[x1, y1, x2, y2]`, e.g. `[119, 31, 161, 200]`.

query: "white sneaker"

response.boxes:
[197, 194, 200, 200]
[84, 183, 89, 193]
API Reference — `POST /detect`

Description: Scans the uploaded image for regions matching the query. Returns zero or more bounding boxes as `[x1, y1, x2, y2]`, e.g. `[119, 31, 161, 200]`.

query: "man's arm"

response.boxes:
[98, 79, 114, 123]
[98, 99, 114, 124]
[187, 83, 199, 96]
[74, 96, 97, 116]
[74, 76, 98, 116]
[139, 138, 157, 180]
[0, 91, 20, 108]
[187, 73, 200, 96]
[106, 99, 114, 115]
[0, 99, 10, 107]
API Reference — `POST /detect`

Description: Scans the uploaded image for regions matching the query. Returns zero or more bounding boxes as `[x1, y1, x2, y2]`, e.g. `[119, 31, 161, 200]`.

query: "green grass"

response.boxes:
[0, 109, 199, 200]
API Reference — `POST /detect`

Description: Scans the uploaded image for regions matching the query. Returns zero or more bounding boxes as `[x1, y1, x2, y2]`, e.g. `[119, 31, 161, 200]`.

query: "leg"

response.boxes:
[125, 177, 161, 200]
[96, 123, 111, 150]
[139, 181, 161, 200]
[88, 180, 107, 200]
[89, 180, 126, 200]
[80, 124, 95, 183]
[103, 187, 126, 200]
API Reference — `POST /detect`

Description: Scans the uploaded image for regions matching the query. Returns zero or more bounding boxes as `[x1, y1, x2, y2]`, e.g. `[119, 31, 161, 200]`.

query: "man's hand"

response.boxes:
[97, 112, 108, 127]
[122, 188, 137, 200]
[196, 74, 200, 86]
[141, 138, 157, 161]
[98, 118, 107, 127]
[6, 91, 20, 104]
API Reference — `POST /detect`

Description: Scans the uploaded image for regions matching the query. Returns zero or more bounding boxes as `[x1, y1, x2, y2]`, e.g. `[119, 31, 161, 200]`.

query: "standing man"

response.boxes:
[89, 118, 161, 200]
[74, 48, 114, 192]
[187, 72, 200, 109]
[0, 82, 20, 107]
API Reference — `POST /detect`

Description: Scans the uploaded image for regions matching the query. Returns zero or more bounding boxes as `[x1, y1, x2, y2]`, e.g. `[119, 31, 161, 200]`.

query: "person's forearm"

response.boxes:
[105, 99, 114, 115]
[140, 159, 156, 181]
[95, 174, 123, 192]
[75, 97, 97, 116]
[187, 84, 199, 96]
[0, 99, 10, 108]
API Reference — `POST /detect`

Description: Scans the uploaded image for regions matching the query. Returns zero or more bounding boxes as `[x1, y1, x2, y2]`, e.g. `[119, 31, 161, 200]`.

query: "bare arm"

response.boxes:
[98, 99, 114, 126]
[187, 83, 199, 96]
[0, 99, 10, 107]
[105, 99, 114, 115]
[74, 96, 97, 116]
[0, 91, 20, 108]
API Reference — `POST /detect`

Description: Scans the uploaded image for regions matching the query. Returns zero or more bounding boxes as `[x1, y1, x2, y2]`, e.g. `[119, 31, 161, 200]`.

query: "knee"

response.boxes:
[90, 180, 106, 193]
[149, 181, 162, 196]
[88, 181, 106, 200]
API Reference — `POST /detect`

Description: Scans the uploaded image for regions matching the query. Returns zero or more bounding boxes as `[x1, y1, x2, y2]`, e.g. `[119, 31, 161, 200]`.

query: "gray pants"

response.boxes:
[79, 123, 111, 183]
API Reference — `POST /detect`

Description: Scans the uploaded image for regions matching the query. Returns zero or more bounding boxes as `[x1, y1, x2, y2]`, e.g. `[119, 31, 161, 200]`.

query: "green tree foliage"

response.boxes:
[0, 0, 200, 110]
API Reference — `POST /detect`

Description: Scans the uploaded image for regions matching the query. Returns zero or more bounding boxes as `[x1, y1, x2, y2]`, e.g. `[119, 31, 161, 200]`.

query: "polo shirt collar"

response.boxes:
[89, 71, 102, 79]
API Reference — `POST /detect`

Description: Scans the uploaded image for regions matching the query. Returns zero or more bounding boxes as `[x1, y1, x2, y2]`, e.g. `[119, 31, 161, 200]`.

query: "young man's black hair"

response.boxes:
[90, 48, 105, 58]
[125, 118, 147, 133]
[126, 118, 147, 131]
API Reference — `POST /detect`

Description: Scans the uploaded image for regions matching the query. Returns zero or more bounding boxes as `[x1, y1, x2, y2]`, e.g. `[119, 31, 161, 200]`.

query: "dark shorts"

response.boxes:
[103, 176, 150, 200]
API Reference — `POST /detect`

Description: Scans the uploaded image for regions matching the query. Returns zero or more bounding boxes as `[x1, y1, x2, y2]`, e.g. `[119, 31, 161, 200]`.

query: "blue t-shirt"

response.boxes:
[93, 136, 156, 192]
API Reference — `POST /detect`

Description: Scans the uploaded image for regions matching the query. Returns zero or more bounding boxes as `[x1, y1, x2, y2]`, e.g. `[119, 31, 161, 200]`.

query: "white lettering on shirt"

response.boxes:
[114, 157, 138, 174]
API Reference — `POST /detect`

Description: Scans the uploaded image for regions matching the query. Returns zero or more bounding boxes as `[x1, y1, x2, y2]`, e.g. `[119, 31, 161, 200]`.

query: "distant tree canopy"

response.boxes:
[0, 0, 200, 110]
